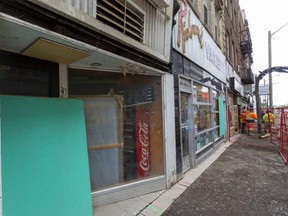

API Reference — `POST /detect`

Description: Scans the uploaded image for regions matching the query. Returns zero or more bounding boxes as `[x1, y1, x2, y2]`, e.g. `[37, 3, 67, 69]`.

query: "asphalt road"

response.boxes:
[162, 134, 288, 216]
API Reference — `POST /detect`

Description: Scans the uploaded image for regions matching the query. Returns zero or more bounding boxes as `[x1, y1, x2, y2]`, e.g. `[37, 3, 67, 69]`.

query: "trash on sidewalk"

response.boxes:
[258, 133, 270, 139]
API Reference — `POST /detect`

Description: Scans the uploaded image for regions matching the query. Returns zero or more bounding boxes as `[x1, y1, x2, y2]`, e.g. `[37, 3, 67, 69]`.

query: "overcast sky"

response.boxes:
[239, 0, 288, 106]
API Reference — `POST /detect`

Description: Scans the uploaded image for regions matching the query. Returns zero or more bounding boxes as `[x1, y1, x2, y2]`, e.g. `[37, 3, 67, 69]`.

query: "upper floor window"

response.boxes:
[215, 9, 221, 43]
[231, 41, 235, 65]
[226, 32, 230, 59]
[204, 5, 208, 26]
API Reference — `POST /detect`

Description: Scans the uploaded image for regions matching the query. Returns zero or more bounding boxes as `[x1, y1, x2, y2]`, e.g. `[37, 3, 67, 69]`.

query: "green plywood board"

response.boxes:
[218, 96, 225, 136]
[1, 95, 92, 216]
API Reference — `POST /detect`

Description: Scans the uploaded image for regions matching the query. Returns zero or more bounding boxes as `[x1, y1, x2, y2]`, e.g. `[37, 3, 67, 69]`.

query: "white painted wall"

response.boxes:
[29, 0, 173, 63]
[162, 73, 177, 188]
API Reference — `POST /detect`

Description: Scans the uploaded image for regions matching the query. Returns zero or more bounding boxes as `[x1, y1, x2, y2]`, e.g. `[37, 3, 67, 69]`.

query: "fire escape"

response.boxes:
[240, 19, 254, 84]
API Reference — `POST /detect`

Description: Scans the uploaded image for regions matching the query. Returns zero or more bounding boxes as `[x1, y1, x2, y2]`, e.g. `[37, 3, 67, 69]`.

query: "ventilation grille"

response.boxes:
[96, 0, 145, 43]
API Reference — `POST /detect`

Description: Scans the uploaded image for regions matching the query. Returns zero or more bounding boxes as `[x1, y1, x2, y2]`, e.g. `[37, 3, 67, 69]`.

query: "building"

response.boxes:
[0, 0, 177, 215]
[0, 0, 254, 215]
[224, 0, 254, 137]
[171, 0, 227, 177]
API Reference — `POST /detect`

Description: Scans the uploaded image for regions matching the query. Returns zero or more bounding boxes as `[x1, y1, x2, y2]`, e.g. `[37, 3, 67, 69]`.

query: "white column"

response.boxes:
[162, 73, 177, 188]
[59, 64, 69, 98]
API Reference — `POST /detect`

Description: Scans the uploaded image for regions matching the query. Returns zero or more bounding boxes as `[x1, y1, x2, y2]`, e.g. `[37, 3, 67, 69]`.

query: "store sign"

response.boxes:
[172, 0, 226, 83]
[136, 111, 151, 177]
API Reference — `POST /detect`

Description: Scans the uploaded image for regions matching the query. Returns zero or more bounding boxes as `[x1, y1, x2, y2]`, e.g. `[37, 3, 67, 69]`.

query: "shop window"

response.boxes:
[213, 113, 219, 126]
[81, 96, 123, 188]
[195, 131, 212, 151]
[212, 90, 220, 126]
[194, 105, 211, 133]
[193, 82, 210, 103]
[69, 70, 164, 191]
[213, 89, 219, 111]
[214, 128, 220, 140]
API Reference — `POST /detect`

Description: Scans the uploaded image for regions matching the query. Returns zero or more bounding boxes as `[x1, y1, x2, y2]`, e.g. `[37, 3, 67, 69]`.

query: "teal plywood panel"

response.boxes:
[1, 96, 92, 216]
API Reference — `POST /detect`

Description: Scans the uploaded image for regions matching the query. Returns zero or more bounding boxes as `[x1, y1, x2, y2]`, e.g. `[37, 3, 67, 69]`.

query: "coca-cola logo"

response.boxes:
[138, 120, 150, 172]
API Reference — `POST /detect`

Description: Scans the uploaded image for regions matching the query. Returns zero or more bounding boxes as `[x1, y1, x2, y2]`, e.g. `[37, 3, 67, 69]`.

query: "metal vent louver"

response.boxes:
[96, 0, 145, 43]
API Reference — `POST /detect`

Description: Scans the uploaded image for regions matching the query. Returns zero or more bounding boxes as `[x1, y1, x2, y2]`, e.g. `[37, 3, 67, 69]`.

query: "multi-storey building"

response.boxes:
[171, 0, 227, 178]
[0, 0, 177, 214]
[0, 0, 254, 214]
[224, 0, 253, 136]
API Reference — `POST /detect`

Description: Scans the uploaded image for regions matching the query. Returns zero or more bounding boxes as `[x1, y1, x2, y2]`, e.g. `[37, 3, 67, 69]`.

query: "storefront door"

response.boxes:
[180, 92, 192, 172]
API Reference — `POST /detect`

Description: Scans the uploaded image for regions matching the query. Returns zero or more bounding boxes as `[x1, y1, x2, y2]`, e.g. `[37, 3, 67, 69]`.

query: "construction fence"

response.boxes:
[264, 107, 288, 165]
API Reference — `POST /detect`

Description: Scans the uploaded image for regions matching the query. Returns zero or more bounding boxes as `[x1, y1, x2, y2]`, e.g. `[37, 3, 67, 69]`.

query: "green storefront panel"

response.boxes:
[1, 96, 92, 216]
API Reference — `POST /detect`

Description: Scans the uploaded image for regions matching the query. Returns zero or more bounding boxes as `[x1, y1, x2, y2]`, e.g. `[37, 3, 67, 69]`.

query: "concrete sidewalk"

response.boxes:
[94, 134, 240, 216]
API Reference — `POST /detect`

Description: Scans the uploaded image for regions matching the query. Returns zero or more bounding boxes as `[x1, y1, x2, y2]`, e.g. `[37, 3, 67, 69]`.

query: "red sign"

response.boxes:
[136, 111, 151, 177]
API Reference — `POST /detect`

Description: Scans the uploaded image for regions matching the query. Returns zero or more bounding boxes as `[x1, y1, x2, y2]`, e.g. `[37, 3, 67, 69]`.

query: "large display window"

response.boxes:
[193, 81, 222, 152]
[69, 69, 164, 191]
[193, 82, 210, 103]
[194, 105, 211, 133]
[212, 90, 220, 140]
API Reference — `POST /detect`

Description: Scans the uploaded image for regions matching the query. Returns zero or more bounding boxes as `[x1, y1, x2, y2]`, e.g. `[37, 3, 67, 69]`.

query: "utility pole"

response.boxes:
[268, 22, 288, 109]
[268, 30, 272, 108]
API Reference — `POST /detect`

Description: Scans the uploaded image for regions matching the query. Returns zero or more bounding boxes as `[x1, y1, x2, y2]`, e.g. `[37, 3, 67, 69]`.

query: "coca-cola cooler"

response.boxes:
[124, 108, 151, 180]
[123, 107, 137, 181]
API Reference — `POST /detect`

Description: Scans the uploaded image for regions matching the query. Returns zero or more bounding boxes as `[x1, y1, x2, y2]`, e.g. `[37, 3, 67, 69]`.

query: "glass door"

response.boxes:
[180, 92, 192, 172]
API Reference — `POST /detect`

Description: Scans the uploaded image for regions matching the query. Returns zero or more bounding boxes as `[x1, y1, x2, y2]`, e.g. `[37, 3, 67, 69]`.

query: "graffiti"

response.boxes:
[60, 86, 68, 98]
[177, 0, 204, 53]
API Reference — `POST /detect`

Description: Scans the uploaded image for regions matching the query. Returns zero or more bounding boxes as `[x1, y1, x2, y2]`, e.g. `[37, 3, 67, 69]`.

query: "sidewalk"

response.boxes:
[94, 134, 241, 216]
[162, 133, 288, 216]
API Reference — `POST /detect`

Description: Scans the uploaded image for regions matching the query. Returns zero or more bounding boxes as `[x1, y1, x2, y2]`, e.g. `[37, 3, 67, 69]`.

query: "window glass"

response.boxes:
[214, 128, 220, 140]
[195, 131, 212, 151]
[194, 105, 211, 133]
[213, 90, 220, 111]
[69, 70, 164, 191]
[0, 64, 50, 96]
[181, 93, 190, 157]
[213, 113, 219, 126]
[193, 82, 210, 103]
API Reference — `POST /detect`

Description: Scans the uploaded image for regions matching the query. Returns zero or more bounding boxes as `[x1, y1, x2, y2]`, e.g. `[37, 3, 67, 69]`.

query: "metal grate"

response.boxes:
[96, 0, 145, 42]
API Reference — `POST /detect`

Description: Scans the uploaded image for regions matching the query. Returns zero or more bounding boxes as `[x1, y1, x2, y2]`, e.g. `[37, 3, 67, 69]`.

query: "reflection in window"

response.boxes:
[214, 128, 220, 140]
[194, 105, 211, 133]
[195, 131, 212, 151]
[212, 90, 219, 110]
[181, 93, 190, 157]
[69, 70, 164, 191]
[193, 82, 210, 103]
[213, 113, 219, 126]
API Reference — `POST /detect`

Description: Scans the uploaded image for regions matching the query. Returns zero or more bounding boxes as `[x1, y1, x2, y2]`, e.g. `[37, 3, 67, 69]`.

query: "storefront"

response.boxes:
[0, 12, 176, 211]
[228, 74, 246, 137]
[172, 1, 226, 176]
[68, 69, 169, 206]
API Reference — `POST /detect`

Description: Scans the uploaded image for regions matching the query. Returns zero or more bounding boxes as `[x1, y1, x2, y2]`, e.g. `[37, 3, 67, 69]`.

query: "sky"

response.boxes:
[239, 0, 288, 106]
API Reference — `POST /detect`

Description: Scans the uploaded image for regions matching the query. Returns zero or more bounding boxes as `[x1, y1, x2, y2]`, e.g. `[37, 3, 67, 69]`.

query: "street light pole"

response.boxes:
[268, 22, 288, 108]
[268, 30, 272, 108]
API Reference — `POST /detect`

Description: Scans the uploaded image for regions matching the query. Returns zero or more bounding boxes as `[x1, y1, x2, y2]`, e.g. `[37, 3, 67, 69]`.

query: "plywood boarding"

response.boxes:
[1, 95, 92, 216]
